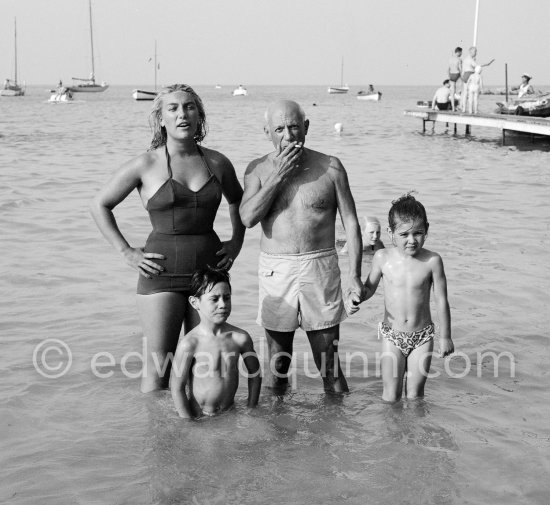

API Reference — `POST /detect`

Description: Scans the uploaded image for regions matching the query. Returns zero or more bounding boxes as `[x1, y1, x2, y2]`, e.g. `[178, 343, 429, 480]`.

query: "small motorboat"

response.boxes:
[495, 94, 550, 117]
[357, 91, 382, 101]
[48, 86, 74, 102]
[232, 85, 248, 96]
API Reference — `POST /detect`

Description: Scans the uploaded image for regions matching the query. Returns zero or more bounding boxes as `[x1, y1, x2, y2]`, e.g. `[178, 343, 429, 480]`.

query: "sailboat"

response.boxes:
[1, 18, 25, 97]
[67, 0, 108, 93]
[132, 40, 159, 101]
[328, 58, 349, 94]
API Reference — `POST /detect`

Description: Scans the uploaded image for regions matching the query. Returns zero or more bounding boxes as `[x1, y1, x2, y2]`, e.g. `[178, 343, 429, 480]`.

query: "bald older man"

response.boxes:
[240, 100, 363, 393]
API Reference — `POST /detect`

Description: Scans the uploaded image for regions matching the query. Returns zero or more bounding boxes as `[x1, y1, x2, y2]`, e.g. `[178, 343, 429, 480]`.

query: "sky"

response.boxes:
[1, 0, 549, 87]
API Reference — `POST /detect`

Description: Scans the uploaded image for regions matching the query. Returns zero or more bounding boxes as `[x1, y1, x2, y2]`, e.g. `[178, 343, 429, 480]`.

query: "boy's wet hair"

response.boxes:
[190, 266, 231, 298]
[388, 193, 429, 232]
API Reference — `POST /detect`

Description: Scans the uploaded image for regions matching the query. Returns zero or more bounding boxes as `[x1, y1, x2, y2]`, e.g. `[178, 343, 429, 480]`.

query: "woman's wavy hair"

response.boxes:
[149, 84, 208, 150]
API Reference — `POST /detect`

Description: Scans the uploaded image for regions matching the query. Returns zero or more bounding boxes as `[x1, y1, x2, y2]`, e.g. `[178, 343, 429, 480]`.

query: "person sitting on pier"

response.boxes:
[518, 73, 534, 98]
[464, 66, 483, 114]
[432, 80, 454, 111]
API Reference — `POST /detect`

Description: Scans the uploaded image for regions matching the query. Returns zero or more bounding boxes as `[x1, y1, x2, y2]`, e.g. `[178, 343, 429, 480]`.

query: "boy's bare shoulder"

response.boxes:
[224, 323, 253, 346]
[177, 331, 200, 351]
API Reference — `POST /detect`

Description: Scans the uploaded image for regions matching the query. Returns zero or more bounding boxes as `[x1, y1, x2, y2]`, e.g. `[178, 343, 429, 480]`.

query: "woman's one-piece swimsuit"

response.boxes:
[137, 145, 235, 295]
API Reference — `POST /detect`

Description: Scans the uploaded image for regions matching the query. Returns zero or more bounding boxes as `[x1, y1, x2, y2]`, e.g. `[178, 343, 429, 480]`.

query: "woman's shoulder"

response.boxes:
[121, 148, 163, 174]
[200, 146, 236, 176]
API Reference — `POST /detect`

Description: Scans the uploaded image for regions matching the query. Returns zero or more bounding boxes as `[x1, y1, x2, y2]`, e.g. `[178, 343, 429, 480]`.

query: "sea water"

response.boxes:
[1, 85, 549, 505]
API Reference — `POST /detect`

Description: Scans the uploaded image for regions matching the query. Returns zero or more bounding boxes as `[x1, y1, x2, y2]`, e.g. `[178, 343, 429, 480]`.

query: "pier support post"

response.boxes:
[465, 125, 471, 135]
[454, 123, 457, 134]
[502, 129, 506, 146]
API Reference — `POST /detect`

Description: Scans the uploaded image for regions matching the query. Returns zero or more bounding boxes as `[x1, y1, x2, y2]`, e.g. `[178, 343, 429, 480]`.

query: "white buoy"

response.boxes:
[334, 122, 343, 134]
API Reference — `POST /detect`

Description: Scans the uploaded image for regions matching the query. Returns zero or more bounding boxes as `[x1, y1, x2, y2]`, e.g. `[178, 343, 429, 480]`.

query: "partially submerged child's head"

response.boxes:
[364, 216, 382, 244]
[388, 193, 429, 233]
[190, 266, 232, 299]
[443, 79, 450, 86]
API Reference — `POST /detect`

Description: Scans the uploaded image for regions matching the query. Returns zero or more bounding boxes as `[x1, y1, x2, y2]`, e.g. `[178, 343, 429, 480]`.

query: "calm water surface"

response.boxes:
[1, 85, 549, 504]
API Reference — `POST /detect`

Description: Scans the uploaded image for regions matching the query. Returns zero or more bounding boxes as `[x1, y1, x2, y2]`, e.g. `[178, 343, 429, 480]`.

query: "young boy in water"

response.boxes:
[346, 194, 454, 402]
[170, 267, 261, 418]
[340, 216, 385, 255]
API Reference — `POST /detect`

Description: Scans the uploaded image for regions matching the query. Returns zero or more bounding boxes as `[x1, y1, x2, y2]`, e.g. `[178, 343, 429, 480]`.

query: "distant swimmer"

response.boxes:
[341, 216, 385, 254]
[334, 122, 343, 134]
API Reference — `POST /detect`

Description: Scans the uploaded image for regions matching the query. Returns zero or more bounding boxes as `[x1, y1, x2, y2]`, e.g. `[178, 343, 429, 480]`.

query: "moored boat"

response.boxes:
[357, 91, 382, 101]
[48, 87, 74, 102]
[328, 86, 349, 94]
[328, 57, 348, 94]
[495, 94, 550, 117]
[232, 85, 248, 96]
[66, 0, 108, 93]
[1, 18, 25, 97]
[132, 89, 157, 101]
[132, 40, 158, 101]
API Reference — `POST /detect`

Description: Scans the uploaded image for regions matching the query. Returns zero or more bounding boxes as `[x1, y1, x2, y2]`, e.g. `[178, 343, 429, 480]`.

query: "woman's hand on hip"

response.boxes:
[216, 240, 242, 270]
[123, 247, 165, 278]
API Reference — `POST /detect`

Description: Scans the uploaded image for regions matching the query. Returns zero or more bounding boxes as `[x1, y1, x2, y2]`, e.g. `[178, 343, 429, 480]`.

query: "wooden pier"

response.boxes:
[404, 109, 550, 144]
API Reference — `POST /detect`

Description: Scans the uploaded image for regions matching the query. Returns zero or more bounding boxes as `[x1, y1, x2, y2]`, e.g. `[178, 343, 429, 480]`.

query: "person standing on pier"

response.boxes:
[447, 46, 462, 102]
[461, 47, 494, 111]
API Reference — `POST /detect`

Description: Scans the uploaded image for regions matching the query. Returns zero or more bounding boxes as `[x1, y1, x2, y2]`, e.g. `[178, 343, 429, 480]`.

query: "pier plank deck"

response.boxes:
[404, 109, 550, 143]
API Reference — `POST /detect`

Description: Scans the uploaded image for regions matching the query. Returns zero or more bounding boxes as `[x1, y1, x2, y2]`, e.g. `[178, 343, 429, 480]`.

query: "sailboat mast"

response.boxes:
[154, 40, 157, 91]
[14, 18, 18, 85]
[340, 57, 344, 87]
[473, 0, 480, 46]
[89, 0, 95, 81]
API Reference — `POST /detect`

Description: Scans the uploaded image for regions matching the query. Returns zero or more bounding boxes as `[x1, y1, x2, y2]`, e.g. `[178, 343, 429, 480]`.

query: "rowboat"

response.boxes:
[357, 91, 382, 101]
[495, 94, 550, 117]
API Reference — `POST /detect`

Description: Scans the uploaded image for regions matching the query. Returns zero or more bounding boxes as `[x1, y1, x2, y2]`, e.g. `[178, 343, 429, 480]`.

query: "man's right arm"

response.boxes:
[239, 160, 282, 228]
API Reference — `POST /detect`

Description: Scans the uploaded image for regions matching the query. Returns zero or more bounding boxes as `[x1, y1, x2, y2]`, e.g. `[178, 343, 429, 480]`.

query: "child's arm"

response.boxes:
[432, 255, 454, 357]
[363, 252, 383, 302]
[240, 333, 262, 408]
[170, 339, 195, 419]
[346, 250, 383, 315]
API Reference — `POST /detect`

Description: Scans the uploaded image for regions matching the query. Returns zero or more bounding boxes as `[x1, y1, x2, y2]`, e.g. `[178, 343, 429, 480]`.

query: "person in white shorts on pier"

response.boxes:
[240, 100, 363, 393]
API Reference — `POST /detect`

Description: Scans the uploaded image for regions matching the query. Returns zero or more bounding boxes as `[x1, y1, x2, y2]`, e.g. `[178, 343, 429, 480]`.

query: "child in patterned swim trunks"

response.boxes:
[346, 194, 454, 402]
